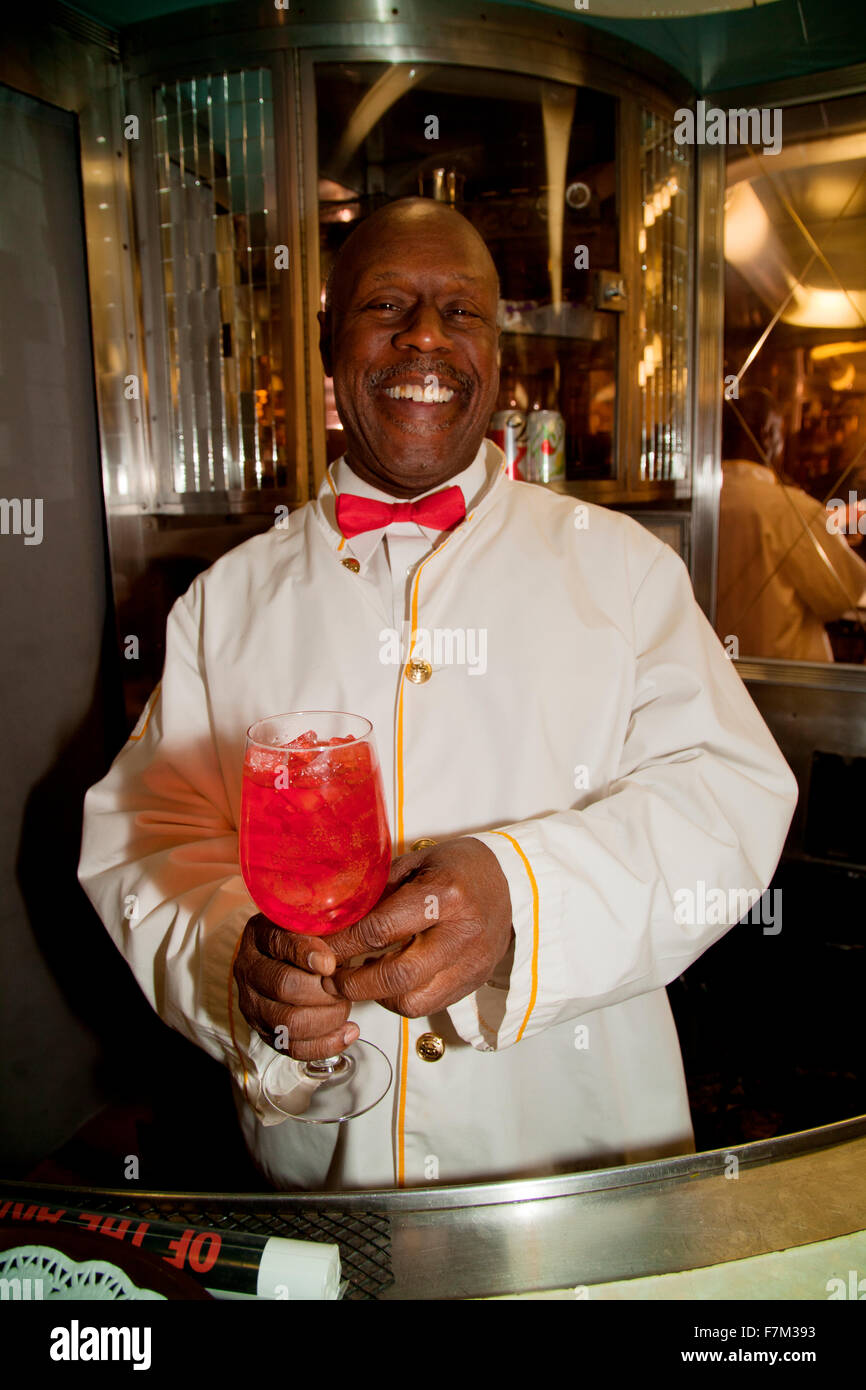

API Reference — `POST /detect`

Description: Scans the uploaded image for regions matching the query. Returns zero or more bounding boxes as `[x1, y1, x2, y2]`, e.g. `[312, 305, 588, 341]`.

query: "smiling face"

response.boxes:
[319, 200, 500, 497]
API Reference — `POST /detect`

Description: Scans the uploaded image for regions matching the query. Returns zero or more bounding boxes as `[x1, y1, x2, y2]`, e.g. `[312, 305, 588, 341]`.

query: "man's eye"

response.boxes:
[447, 307, 478, 318]
[367, 301, 402, 311]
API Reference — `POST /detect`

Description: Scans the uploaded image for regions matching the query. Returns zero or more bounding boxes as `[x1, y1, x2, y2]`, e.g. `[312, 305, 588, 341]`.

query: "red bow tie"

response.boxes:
[335, 485, 466, 539]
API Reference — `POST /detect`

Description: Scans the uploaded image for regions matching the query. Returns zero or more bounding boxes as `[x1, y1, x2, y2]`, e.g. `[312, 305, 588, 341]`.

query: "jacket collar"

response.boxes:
[312, 438, 509, 558]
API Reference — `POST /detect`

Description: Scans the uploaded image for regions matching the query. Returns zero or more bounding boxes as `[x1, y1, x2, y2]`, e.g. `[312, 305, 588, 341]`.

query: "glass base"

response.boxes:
[261, 1040, 392, 1123]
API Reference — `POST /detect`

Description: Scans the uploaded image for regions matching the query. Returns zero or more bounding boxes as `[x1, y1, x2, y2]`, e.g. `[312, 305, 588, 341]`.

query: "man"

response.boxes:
[716, 386, 866, 661]
[79, 199, 797, 1190]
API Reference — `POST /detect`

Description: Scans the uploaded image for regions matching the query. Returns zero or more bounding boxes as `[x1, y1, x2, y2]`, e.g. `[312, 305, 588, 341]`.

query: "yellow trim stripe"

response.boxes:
[395, 522, 468, 850]
[395, 677, 407, 853]
[324, 466, 347, 550]
[396, 1017, 410, 1187]
[227, 929, 250, 1099]
[477, 1006, 496, 1035]
[128, 684, 160, 742]
[393, 516, 470, 1185]
[489, 830, 540, 1041]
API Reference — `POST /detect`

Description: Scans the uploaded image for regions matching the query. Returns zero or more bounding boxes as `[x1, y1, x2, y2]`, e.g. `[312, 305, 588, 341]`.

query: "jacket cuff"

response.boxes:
[444, 828, 554, 1051]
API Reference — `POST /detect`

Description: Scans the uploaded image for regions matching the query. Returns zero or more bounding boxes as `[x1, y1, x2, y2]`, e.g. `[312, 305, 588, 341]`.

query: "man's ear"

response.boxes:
[318, 309, 333, 378]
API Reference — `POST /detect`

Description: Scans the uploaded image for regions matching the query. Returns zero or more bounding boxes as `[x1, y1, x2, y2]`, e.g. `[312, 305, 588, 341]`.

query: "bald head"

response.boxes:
[325, 198, 499, 320]
[318, 196, 501, 496]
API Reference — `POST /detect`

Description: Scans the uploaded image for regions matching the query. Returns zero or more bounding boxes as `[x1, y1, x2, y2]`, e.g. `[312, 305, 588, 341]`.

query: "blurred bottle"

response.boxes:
[487, 365, 528, 480]
[496, 363, 520, 412]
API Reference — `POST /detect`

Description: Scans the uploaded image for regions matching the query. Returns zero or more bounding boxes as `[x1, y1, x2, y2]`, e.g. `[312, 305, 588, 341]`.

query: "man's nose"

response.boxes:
[392, 303, 452, 354]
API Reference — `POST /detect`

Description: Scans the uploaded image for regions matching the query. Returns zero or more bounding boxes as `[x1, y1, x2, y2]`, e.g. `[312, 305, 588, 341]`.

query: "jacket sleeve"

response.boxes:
[447, 542, 799, 1052]
[77, 582, 283, 1124]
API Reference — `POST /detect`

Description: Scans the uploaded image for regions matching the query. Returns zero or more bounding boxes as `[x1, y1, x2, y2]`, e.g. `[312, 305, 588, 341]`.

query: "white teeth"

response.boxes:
[384, 383, 455, 403]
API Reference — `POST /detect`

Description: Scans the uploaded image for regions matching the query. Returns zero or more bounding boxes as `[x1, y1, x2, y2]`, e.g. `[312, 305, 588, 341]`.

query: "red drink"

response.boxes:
[240, 728, 391, 935]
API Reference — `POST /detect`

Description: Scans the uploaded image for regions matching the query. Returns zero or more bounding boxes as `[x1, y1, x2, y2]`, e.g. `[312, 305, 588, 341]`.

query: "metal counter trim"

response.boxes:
[5, 1113, 864, 1213]
[737, 657, 866, 693]
[6, 1117, 864, 1298]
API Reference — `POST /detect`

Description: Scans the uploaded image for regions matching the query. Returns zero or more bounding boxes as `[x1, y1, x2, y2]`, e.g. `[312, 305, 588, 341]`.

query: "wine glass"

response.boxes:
[239, 711, 393, 1123]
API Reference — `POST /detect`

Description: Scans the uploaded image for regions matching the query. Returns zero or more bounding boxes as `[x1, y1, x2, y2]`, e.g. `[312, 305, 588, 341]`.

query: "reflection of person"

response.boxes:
[79, 201, 797, 1190]
[717, 387, 866, 662]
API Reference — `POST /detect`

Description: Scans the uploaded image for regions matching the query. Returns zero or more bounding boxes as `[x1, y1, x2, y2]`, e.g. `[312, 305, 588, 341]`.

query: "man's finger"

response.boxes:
[242, 955, 339, 1007]
[284, 1023, 361, 1063]
[315, 850, 433, 970]
[250, 914, 337, 975]
[383, 848, 428, 890]
[378, 958, 491, 1018]
[332, 925, 458, 1001]
[242, 989, 352, 1044]
[324, 892, 422, 964]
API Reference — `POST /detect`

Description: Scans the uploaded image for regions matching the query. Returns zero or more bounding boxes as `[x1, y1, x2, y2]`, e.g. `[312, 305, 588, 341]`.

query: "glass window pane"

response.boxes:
[716, 92, 866, 664]
[152, 68, 287, 494]
[638, 108, 690, 484]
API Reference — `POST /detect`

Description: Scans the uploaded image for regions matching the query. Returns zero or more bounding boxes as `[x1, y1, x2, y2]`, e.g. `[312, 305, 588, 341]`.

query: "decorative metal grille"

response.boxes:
[638, 110, 691, 482]
[125, 1197, 394, 1301]
[153, 69, 287, 494]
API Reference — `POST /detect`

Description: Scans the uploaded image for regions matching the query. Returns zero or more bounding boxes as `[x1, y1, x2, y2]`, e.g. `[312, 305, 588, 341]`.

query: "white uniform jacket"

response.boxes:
[78, 443, 798, 1190]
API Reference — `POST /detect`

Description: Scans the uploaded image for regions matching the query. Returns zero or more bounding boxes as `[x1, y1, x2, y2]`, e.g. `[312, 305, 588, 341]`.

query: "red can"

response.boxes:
[488, 410, 528, 480]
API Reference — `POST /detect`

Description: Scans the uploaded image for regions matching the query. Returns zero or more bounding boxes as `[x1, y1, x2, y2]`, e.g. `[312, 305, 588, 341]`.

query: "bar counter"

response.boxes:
[4, 1115, 864, 1300]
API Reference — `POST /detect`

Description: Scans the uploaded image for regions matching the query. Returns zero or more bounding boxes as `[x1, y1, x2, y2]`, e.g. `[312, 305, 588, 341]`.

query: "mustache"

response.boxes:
[367, 358, 474, 395]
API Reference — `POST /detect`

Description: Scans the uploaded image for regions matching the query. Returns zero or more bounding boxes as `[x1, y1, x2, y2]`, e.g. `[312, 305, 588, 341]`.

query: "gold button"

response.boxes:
[410, 837, 437, 851]
[406, 659, 432, 684]
[416, 1032, 445, 1062]
[341, 557, 360, 573]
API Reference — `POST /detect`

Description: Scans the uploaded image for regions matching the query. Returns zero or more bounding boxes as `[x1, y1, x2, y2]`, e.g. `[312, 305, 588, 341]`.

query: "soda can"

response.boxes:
[527, 410, 566, 483]
[488, 410, 527, 480]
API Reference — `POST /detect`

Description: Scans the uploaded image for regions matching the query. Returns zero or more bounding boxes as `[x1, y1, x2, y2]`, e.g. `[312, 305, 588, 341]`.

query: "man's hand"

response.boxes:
[322, 838, 514, 1017]
[233, 915, 358, 1060]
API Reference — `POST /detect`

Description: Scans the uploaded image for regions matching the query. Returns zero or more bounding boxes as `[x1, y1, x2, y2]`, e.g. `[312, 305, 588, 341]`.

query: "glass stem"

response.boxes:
[305, 1055, 341, 1076]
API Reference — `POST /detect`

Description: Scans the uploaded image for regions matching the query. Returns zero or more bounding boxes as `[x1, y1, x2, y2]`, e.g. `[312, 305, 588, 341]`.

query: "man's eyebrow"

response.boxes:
[363, 270, 485, 285]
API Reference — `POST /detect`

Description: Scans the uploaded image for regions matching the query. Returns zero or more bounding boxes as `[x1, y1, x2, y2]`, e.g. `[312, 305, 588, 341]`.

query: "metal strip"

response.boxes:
[619, 96, 640, 492]
[133, 70, 175, 504]
[709, 61, 866, 110]
[689, 143, 725, 619]
[121, 1, 693, 115]
[270, 50, 303, 504]
[47, 0, 119, 54]
[7, 1114, 864, 1215]
[736, 656, 866, 692]
[296, 48, 322, 502]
